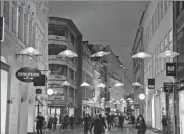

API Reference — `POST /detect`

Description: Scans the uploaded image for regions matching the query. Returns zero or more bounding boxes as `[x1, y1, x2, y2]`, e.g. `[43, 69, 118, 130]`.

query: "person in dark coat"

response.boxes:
[69, 115, 75, 130]
[52, 114, 58, 130]
[131, 114, 136, 128]
[107, 114, 111, 130]
[35, 112, 45, 134]
[83, 114, 90, 134]
[47, 116, 53, 130]
[99, 114, 107, 129]
[119, 114, 124, 130]
[161, 115, 168, 134]
[136, 115, 147, 134]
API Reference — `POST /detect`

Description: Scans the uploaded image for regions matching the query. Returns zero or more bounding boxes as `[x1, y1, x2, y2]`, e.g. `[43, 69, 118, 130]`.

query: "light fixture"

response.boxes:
[58, 49, 78, 58]
[120, 98, 124, 101]
[80, 82, 91, 87]
[132, 52, 151, 59]
[91, 51, 110, 57]
[16, 47, 42, 58]
[114, 82, 124, 87]
[97, 83, 106, 88]
[157, 50, 180, 58]
[109, 100, 112, 103]
[61, 81, 71, 86]
[139, 93, 146, 100]
[47, 88, 54, 95]
[132, 82, 142, 87]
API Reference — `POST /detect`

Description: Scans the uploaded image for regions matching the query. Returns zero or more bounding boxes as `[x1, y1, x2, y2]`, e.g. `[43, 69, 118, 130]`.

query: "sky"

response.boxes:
[48, 1, 145, 93]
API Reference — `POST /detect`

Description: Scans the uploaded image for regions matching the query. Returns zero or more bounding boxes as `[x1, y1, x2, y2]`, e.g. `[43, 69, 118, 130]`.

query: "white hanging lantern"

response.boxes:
[132, 52, 151, 59]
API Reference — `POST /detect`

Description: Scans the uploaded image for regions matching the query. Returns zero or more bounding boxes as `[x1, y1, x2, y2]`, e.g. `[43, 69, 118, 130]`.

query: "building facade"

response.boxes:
[141, 1, 174, 131]
[132, 15, 144, 118]
[104, 45, 125, 114]
[173, 2, 184, 134]
[48, 17, 82, 117]
[0, 1, 49, 134]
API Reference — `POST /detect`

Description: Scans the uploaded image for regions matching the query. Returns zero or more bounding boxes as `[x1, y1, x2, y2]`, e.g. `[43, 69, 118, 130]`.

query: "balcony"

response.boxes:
[49, 55, 76, 70]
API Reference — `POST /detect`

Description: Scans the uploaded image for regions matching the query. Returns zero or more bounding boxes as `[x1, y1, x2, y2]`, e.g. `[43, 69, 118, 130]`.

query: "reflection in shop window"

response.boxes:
[49, 64, 67, 76]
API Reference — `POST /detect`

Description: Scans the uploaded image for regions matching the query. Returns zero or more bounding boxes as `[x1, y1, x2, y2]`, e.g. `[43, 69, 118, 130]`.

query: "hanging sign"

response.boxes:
[148, 79, 155, 89]
[15, 67, 41, 83]
[36, 88, 42, 94]
[34, 75, 46, 86]
[166, 63, 176, 76]
[163, 82, 173, 93]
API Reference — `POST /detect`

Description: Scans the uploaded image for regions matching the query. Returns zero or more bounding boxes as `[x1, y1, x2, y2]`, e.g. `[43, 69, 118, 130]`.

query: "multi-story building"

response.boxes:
[173, 2, 184, 134]
[104, 45, 125, 113]
[47, 17, 82, 117]
[132, 12, 144, 118]
[0, 1, 49, 134]
[141, 1, 174, 131]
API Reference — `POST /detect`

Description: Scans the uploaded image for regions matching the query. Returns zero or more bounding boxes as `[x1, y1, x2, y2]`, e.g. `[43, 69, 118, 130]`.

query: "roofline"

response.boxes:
[49, 16, 82, 37]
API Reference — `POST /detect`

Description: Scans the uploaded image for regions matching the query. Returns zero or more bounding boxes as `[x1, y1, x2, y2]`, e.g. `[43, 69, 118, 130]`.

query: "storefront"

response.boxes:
[179, 89, 184, 134]
[1, 57, 10, 134]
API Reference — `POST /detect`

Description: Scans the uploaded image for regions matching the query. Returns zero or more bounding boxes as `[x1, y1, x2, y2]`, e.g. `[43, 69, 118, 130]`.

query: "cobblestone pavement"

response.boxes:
[44, 124, 161, 134]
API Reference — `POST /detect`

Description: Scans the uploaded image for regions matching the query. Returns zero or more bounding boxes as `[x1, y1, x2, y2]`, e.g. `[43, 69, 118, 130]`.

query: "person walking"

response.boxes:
[52, 114, 58, 130]
[135, 115, 147, 134]
[90, 114, 106, 134]
[107, 114, 111, 130]
[35, 112, 45, 134]
[161, 115, 168, 134]
[114, 115, 119, 130]
[83, 114, 90, 134]
[119, 114, 124, 131]
[131, 114, 136, 128]
[47, 116, 53, 130]
[70, 115, 75, 130]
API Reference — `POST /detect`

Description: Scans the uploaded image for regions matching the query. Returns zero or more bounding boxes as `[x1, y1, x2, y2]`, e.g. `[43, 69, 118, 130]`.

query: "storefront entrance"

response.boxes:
[179, 90, 184, 134]
[1, 57, 9, 134]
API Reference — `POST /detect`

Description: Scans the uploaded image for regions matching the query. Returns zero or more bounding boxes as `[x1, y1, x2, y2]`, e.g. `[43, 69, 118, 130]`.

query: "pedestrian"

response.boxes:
[52, 114, 58, 130]
[114, 115, 119, 130]
[135, 115, 147, 134]
[70, 115, 75, 130]
[90, 114, 106, 134]
[83, 114, 90, 134]
[119, 114, 124, 131]
[47, 116, 53, 130]
[131, 114, 135, 128]
[107, 114, 111, 130]
[35, 112, 45, 134]
[161, 115, 168, 134]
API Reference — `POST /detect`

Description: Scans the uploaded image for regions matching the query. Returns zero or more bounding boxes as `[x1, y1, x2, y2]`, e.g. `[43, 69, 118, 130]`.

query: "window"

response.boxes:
[169, 30, 173, 42]
[70, 34, 75, 47]
[49, 64, 67, 76]
[161, 1, 164, 19]
[24, 13, 28, 44]
[69, 68, 74, 81]
[155, 48, 158, 75]
[12, 1, 16, 33]
[153, 54, 156, 78]
[69, 87, 74, 98]
[48, 24, 66, 37]
[18, 6, 22, 39]
[152, 15, 155, 35]
[48, 44, 67, 55]
[29, 20, 32, 46]
[4, 1, 9, 26]
[157, 3, 160, 25]
[164, 35, 169, 48]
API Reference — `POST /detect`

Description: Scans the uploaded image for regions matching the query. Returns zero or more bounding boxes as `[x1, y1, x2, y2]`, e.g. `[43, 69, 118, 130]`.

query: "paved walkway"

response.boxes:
[44, 124, 161, 134]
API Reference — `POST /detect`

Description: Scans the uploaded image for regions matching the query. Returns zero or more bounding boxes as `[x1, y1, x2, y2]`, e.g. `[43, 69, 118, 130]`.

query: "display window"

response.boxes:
[179, 91, 184, 134]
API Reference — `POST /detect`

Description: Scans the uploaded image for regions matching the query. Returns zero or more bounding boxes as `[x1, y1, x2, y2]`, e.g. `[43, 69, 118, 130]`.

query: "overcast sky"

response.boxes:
[48, 1, 145, 93]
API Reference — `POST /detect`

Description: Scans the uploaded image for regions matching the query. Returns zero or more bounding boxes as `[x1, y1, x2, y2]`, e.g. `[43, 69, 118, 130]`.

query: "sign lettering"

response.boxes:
[166, 63, 176, 76]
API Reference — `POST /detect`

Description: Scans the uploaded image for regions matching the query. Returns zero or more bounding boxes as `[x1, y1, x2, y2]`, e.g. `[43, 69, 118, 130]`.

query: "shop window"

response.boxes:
[48, 44, 67, 55]
[176, 1, 181, 18]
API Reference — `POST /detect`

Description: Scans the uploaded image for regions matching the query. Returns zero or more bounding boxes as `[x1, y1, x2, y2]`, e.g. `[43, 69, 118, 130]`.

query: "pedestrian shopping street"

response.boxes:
[1, 1, 184, 134]
[44, 124, 158, 134]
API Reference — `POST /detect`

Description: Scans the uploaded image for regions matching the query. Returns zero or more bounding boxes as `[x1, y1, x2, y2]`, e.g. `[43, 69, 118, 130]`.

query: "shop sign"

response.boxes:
[163, 82, 173, 93]
[166, 63, 176, 76]
[15, 67, 41, 83]
[36, 88, 42, 94]
[148, 79, 155, 89]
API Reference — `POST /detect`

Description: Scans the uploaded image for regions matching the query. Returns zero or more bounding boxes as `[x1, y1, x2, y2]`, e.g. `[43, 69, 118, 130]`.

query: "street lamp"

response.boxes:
[138, 93, 146, 100]
[97, 83, 106, 88]
[80, 82, 91, 87]
[47, 88, 54, 95]
[132, 52, 152, 59]
[58, 49, 78, 58]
